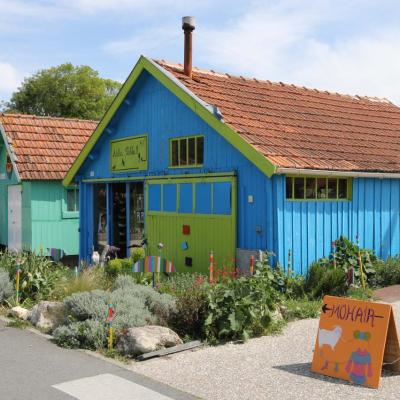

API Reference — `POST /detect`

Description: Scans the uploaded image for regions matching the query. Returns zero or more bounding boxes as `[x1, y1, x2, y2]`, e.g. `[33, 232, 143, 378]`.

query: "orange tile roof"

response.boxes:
[0, 114, 97, 180]
[156, 60, 400, 173]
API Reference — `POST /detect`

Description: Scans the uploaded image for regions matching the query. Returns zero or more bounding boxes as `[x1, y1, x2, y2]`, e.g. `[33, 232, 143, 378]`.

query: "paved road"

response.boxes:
[0, 320, 198, 400]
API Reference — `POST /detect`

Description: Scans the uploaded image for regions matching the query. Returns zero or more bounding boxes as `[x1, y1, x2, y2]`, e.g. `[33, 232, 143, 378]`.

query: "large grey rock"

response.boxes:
[8, 306, 30, 321]
[117, 325, 183, 357]
[29, 301, 66, 331]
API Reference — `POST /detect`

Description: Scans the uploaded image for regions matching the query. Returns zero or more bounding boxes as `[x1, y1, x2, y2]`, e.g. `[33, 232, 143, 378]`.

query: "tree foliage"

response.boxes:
[7, 63, 121, 120]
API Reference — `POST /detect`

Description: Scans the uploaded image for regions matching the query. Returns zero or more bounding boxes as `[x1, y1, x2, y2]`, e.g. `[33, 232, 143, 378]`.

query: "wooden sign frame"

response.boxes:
[311, 295, 400, 388]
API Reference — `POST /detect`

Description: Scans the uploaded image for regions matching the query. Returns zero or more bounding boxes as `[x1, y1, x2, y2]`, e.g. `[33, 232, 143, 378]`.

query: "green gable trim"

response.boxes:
[63, 56, 276, 186]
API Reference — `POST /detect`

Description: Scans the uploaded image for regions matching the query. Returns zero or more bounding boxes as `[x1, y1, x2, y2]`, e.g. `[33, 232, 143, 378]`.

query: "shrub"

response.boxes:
[370, 257, 400, 287]
[130, 247, 145, 263]
[165, 275, 210, 340]
[0, 268, 13, 303]
[105, 259, 123, 277]
[204, 274, 280, 342]
[305, 263, 347, 299]
[64, 289, 109, 321]
[63, 279, 176, 329]
[53, 320, 107, 349]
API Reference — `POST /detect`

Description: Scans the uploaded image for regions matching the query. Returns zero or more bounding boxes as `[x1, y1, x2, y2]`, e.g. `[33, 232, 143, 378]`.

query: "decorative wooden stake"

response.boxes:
[249, 255, 254, 276]
[107, 302, 114, 351]
[15, 257, 21, 305]
[356, 235, 366, 289]
[209, 251, 214, 284]
[332, 241, 337, 269]
[75, 266, 78, 279]
[287, 249, 292, 277]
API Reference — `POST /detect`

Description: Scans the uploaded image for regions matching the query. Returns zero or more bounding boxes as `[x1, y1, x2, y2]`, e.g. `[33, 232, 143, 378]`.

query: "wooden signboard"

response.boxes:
[110, 135, 148, 172]
[311, 295, 400, 388]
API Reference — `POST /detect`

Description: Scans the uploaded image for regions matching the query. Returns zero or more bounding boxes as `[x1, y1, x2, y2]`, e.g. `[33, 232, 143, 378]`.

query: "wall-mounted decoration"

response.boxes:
[185, 257, 193, 267]
[110, 135, 148, 172]
[181, 241, 188, 250]
[182, 224, 190, 235]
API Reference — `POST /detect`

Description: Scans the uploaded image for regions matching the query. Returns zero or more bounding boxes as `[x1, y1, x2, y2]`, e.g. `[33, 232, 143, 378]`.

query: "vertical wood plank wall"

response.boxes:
[275, 175, 400, 274]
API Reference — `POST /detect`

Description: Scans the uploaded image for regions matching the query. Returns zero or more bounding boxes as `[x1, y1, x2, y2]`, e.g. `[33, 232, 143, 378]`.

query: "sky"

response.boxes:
[1, 0, 400, 105]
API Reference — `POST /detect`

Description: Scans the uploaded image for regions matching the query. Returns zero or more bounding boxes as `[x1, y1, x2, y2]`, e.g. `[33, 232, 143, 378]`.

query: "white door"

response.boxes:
[8, 185, 22, 252]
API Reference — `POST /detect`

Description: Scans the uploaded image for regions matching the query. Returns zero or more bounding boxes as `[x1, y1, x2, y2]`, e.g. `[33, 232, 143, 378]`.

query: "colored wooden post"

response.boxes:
[107, 302, 114, 351]
[75, 266, 78, 279]
[209, 251, 214, 283]
[15, 257, 22, 305]
[332, 241, 337, 269]
[356, 235, 366, 289]
[287, 249, 292, 277]
[249, 255, 254, 275]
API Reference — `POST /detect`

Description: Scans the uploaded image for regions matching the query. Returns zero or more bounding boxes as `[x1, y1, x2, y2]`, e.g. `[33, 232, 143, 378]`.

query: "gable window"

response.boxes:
[286, 176, 350, 201]
[63, 187, 79, 218]
[170, 136, 204, 167]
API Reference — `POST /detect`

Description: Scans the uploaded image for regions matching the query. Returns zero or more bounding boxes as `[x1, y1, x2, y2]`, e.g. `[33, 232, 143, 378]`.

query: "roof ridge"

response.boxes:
[0, 112, 99, 124]
[154, 59, 395, 106]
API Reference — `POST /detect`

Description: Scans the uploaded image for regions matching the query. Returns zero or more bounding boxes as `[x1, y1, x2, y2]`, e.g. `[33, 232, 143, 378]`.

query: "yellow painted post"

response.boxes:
[332, 241, 337, 269]
[356, 236, 366, 289]
[15, 258, 21, 305]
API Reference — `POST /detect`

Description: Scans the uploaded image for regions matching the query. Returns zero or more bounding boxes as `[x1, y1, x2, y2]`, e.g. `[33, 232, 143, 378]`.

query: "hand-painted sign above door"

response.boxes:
[110, 135, 148, 172]
[311, 295, 400, 388]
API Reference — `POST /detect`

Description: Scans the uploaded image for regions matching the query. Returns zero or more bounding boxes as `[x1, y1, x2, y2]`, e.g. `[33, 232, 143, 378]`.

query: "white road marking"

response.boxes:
[53, 373, 174, 400]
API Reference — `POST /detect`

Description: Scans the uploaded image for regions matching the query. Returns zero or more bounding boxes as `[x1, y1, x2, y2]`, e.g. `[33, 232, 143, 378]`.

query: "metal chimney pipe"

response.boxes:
[182, 16, 195, 78]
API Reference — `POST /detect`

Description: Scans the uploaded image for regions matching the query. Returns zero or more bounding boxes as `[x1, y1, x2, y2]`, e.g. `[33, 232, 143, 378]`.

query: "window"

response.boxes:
[170, 136, 204, 167]
[286, 176, 350, 200]
[63, 187, 79, 219]
[66, 188, 79, 212]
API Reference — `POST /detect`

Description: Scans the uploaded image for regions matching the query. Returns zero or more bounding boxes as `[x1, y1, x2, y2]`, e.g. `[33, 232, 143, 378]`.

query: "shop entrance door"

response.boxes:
[112, 183, 127, 258]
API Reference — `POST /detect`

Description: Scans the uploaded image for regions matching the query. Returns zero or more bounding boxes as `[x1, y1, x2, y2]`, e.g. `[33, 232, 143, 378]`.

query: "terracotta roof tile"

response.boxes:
[156, 60, 400, 173]
[0, 114, 97, 180]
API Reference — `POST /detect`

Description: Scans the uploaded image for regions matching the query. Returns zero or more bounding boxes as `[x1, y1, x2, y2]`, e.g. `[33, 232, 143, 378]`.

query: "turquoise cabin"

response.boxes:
[0, 114, 96, 261]
[64, 54, 400, 274]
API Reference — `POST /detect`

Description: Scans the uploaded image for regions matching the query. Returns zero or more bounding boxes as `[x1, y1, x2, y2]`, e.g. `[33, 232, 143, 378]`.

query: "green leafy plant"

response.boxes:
[0, 251, 68, 302]
[204, 273, 280, 342]
[331, 236, 377, 285]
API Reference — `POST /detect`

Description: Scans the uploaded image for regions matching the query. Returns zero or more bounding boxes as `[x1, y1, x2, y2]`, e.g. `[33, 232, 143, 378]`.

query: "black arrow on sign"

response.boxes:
[322, 304, 332, 313]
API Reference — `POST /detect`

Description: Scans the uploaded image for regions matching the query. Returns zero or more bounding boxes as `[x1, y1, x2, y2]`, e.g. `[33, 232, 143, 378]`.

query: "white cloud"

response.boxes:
[0, 62, 23, 102]
[192, 1, 400, 104]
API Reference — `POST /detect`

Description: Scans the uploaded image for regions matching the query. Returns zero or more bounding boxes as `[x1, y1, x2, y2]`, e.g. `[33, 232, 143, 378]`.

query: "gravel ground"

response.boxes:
[128, 302, 400, 400]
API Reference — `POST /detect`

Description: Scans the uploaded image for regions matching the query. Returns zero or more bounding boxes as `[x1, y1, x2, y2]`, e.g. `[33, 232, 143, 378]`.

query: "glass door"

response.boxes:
[129, 182, 145, 249]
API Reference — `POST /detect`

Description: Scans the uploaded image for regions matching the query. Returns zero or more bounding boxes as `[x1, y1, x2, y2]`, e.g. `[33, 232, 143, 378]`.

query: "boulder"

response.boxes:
[8, 306, 30, 321]
[117, 325, 183, 357]
[29, 301, 66, 331]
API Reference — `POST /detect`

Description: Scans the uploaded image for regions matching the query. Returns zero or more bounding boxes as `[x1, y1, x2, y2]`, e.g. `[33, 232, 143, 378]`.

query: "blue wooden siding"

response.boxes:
[276, 175, 400, 274]
[78, 71, 276, 261]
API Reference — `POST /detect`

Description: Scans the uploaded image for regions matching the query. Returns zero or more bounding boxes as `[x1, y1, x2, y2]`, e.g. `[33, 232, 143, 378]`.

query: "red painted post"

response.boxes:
[209, 251, 214, 284]
[250, 255, 254, 275]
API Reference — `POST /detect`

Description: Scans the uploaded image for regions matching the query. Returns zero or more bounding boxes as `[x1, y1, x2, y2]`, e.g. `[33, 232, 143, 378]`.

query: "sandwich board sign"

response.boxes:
[311, 295, 400, 388]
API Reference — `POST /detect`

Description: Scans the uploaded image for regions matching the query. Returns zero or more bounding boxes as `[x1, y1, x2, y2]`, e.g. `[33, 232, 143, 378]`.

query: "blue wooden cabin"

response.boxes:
[64, 54, 400, 274]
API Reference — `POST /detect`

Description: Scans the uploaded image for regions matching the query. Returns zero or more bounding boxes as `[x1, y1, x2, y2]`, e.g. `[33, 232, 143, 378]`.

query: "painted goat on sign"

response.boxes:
[318, 326, 343, 350]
